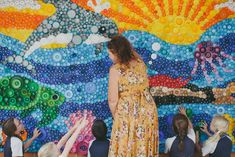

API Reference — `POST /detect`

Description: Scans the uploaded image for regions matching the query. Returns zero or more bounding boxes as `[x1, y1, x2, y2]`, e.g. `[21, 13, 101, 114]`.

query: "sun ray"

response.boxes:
[130, 0, 157, 21]
[202, 7, 235, 30]
[184, 0, 194, 18]
[102, 9, 147, 29]
[197, 0, 219, 24]
[168, 0, 174, 15]
[157, 0, 167, 16]
[117, 0, 153, 22]
[164, 0, 169, 16]
[142, 0, 160, 18]
[177, 0, 184, 16]
[150, 0, 164, 18]
[107, 0, 154, 25]
[190, 0, 206, 21]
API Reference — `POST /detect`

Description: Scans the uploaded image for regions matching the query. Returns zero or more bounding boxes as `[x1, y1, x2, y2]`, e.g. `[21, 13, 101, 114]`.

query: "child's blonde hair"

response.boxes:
[204, 115, 229, 146]
[38, 142, 59, 157]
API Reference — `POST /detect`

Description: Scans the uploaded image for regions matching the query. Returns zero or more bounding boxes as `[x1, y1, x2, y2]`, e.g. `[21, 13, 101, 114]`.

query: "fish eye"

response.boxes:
[52, 94, 59, 100]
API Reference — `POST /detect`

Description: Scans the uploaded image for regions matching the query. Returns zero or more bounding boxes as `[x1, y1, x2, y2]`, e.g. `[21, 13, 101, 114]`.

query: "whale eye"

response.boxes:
[98, 26, 106, 34]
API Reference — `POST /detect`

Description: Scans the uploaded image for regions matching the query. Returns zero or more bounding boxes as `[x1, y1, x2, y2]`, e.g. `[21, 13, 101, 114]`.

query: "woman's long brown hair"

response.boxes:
[107, 35, 137, 65]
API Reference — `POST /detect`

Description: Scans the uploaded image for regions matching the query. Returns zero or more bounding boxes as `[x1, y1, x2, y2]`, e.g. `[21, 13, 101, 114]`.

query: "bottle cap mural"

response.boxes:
[0, 0, 234, 154]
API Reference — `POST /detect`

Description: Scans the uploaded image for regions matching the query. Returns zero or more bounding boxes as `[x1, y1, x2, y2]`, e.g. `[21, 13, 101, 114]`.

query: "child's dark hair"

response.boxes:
[92, 119, 107, 141]
[173, 114, 189, 152]
[2, 118, 17, 137]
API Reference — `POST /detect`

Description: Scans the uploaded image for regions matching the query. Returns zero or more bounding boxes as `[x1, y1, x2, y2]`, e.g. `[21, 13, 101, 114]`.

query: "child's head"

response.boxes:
[92, 119, 107, 141]
[2, 118, 24, 137]
[172, 113, 189, 151]
[204, 115, 230, 146]
[210, 115, 229, 133]
[38, 142, 60, 157]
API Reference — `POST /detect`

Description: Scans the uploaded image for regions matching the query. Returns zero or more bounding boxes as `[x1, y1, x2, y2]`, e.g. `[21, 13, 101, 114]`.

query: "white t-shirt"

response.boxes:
[11, 137, 23, 156]
[87, 139, 95, 157]
[164, 128, 196, 153]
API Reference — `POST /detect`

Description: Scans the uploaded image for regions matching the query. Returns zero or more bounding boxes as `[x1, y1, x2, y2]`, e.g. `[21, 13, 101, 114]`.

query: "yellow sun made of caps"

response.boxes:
[100, 0, 235, 45]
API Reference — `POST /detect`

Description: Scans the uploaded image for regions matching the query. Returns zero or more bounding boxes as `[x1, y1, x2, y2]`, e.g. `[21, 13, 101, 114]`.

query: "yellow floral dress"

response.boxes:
[109, 59, 159, 157]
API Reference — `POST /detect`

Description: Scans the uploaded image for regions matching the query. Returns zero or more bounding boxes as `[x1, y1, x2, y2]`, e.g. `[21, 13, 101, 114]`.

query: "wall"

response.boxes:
[0, 0, 234, 155]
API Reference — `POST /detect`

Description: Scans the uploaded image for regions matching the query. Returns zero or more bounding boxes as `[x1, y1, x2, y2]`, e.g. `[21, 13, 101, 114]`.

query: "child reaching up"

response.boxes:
[165, 107, 196, 157]
[2, 117, 41, 157]
[38, 117, 88, 157]
[196, 115, 232, 157]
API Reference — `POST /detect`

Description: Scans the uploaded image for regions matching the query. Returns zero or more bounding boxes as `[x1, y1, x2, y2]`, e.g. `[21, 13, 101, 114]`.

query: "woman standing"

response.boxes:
[107, 35, 158, 157]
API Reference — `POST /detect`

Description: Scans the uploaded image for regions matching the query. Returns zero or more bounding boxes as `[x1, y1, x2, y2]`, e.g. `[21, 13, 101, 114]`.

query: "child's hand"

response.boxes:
[32, 128, 41, 139]
[74, 119, 82, 129]
[200, 122, 209, 133]
[179, 106, 187, 116]
[74, 117, 88, 130]
[79, 117, 89, 129]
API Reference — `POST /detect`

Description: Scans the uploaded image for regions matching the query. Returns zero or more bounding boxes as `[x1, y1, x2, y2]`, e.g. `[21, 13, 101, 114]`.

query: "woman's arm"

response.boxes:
[60, 118, 88, 157]
[108, 67, 119, 118]
[133, 51, 142, 61]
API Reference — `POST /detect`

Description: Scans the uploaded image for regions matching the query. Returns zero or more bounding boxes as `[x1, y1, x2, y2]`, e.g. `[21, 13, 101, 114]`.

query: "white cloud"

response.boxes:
[0, 0, 41, 10]
[215, 0, 235, 12]
[87, 0, 110, 13]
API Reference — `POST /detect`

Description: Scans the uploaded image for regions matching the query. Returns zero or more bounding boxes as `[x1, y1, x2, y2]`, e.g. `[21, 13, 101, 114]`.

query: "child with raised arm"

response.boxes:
[38, 117, 88, 157]
[196, 115, 232, 157]
[2, 117, 41, 157]
[88, 119, 110, 157]
[165, 107, 196, 157]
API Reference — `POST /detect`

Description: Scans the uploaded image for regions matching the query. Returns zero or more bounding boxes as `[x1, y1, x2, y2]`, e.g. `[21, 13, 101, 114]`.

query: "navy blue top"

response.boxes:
[169, 136, 195, 157]
[209, 135, 232, 157]
[88, 139, 110, 157]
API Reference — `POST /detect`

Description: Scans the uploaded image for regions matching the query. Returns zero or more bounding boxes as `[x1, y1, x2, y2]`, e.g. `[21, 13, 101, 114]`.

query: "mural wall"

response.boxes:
[0, 0, 234, 154]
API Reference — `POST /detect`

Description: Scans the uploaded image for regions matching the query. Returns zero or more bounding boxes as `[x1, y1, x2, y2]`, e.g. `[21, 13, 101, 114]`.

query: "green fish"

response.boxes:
[0, 76, 65, 127]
